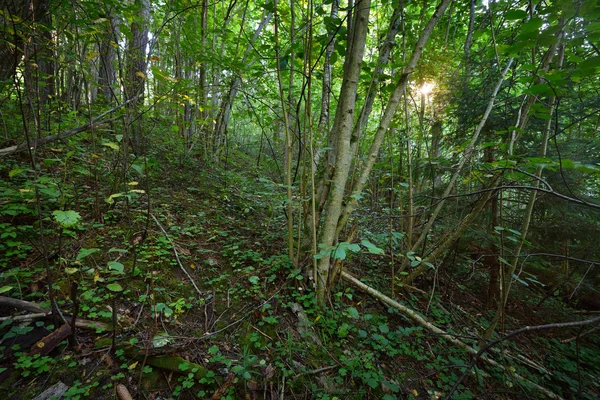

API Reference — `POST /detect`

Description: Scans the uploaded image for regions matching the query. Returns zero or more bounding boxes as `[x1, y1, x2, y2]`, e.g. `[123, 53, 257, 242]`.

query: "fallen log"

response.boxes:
[0, 296, 110, 331]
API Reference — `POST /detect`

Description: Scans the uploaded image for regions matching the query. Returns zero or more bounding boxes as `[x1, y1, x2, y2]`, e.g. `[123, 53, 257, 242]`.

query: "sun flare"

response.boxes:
[418, 81, 435, 96]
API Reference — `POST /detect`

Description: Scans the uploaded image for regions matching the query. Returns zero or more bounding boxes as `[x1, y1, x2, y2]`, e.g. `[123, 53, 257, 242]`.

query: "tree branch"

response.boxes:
[434, 185, 600, 210]
[0, 95, 141, 157]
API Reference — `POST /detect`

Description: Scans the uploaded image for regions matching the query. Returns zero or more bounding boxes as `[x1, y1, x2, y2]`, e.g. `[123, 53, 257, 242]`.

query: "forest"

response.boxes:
[0, 0, 599, 398]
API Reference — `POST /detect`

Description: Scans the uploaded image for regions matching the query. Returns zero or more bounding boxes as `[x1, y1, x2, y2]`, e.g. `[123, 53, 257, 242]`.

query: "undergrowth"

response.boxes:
[0, 137, 598, 399]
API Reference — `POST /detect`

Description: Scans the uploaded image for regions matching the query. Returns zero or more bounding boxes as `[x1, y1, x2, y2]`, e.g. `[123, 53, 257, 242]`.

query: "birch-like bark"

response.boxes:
[315, 0, 371, 304]
[336, 0, 453, 237]
[349, 3, 403, 158]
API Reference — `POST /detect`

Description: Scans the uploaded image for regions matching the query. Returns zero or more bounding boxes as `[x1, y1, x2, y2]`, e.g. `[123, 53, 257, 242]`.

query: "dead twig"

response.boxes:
[151, 213, 203, 297]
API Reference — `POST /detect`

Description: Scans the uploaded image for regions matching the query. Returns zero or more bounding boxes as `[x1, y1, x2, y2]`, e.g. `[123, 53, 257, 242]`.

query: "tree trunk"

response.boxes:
[336, 0, 453, 237]
[97, 13, 119, 103]
[317, 0, 339, 130]
[0, 0, 49, 83]
[315, 0, 371, 304]
[124, 0, 150, 154]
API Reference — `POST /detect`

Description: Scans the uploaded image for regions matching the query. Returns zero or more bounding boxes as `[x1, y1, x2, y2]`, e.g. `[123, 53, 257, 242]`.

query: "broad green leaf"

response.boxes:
[8, 169, 24, 178]
[102, 142, 120, 151]
[505, 10, 528, 20]
[65, 267, 79, 274]
[332, 246, 347, 260]
[521, 17, 543, 32]
[347, 243, 361, 253]
[106, 283, 123, 292]
[347, 307, 360, 319]
[0, 286, 13, 294]
[108, 261, 125, 274]
[527, 84, 552, 95]
[580, 55, 600, 70]
[77, 248, 100, 261]
[52, 210, 82, 228]
[153, 333, 173, 348]
[361, 240, 385, 255]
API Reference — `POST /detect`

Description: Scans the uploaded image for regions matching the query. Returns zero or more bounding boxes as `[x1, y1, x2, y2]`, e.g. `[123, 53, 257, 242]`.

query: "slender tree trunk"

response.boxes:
[315, 0, 371, 305]
[213, 9, 273, 158]
[336, 0, 453, 237]
[349, 3, 403, 159]
[124, 0, 150, 154]
[400, 57, 514, 280]
[318, 0, 339, 130]
[97, 12, 118, 104]
[484, 44, 565, 339]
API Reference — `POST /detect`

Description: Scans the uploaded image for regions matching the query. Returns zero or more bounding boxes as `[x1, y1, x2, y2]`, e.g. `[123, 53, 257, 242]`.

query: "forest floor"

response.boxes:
[0, 146, 599, 400]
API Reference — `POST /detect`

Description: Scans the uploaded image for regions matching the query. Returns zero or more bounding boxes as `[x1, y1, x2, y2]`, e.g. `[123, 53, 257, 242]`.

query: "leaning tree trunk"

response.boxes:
[335, 0, 453, 238]
[483, 42, 565, 340]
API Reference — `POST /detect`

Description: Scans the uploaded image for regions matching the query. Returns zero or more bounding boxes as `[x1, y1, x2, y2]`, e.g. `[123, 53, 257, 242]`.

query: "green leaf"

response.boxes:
[579, 55, 600, 70]
[527, 83, 552, 95]
[153, 333, 173, 348]
[102, 142, 120, 151]
[65, 267, 79, 274]
[505, 10, 528, 20]
[108, 261, 125, 274]
[0, 286, 13, 294]
[346, 307, 359, 319]
[106, 283, 123, 292]
[347, 243, 361, 253]
[361, 240, 385, 255]
[9, 169, 24, 178]
[77, 248, 100, 261]
[52, 210, 82, 228]
[332, 246, 347, 260]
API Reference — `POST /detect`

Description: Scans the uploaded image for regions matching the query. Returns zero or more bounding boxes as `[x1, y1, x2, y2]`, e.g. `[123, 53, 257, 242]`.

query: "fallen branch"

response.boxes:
[0, 296, 110, 331]
[340, 271, 564, 399]
[0, 312, 48, 322]
[151, 214, 203, 297]
[29, 324, 72, 356]
[0, 95, 140, 157]
[560, 324, 600, 343]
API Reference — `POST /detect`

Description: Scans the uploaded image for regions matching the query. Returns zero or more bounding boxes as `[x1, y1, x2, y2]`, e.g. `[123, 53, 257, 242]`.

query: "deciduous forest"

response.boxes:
[0, 0, 599, 398]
